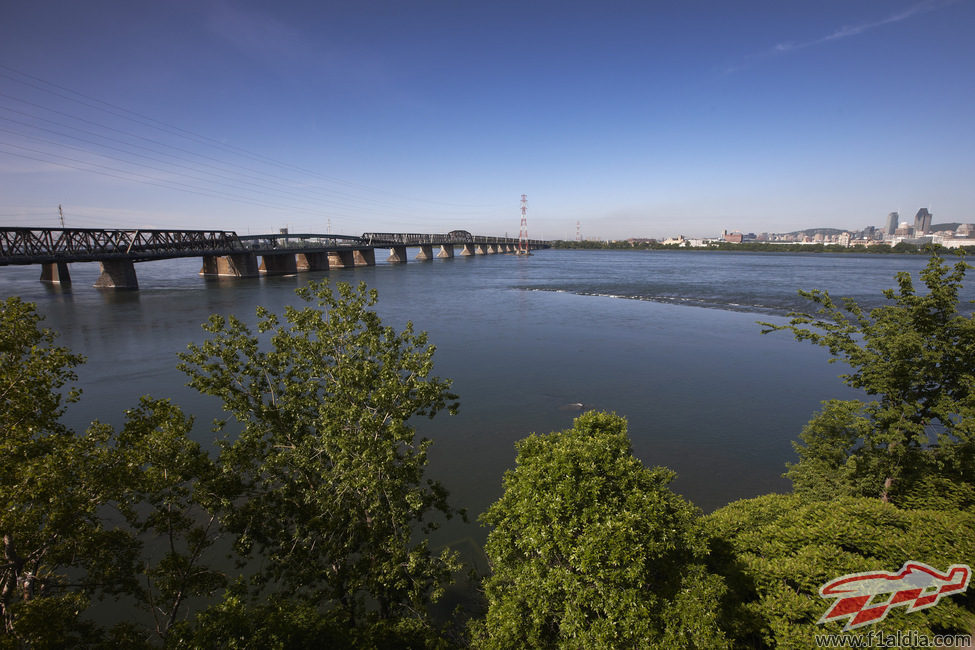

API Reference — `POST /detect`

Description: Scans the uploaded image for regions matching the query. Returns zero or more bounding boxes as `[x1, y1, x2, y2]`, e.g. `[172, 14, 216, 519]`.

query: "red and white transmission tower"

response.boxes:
[517, 194, 531, 255]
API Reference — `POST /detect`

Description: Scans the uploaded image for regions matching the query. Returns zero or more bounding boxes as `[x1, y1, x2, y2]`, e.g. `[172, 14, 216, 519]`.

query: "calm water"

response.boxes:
[0, 250, 959, 554]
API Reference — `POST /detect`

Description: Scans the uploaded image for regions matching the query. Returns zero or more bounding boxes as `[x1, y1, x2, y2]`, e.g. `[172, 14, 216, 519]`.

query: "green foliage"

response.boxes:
[171, 593, 347, 649]
[0, 297, 138, 641]
[113, 397, 226, 642]
[762, 253, 975, 507]
[551, 240, 655, 250]
[473, 411, 728, 649]
[706, 493, 975, 649]
[3, 282, 463, 645]
[0, 297, 227, 644]
[9, 250, 975, 648]
[178, 280, 461, 625]
[170, 587, 453, 650]
[0, 296, 82, 438]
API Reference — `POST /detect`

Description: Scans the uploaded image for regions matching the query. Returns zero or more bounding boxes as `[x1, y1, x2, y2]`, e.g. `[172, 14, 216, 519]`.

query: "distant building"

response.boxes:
[957, 224, 975, 237]
[934, 233, 975, 248]
[895, 222, 913, 237]
[722, 230, 743, 243]
[914, 208, 933, 234]
[886, 212, 899, 235]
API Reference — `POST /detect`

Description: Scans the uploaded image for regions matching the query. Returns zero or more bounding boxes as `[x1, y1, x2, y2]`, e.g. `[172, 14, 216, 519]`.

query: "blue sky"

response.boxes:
[1, 1, 972, 239]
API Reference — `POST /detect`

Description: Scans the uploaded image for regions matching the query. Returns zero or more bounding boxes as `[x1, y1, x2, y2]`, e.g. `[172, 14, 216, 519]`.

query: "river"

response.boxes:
[0, 249, 960, 555]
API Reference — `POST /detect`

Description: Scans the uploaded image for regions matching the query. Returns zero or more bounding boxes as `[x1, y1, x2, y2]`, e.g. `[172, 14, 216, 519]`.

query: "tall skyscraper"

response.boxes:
[886, 212, 899, 235]
[914, 208, 933, 234]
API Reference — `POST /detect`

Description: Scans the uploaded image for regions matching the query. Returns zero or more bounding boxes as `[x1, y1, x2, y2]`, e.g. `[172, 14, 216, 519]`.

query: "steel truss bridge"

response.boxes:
[362, 231, 548, 247]
[0, 227, 550, 289]
[0, 228, 243, 264]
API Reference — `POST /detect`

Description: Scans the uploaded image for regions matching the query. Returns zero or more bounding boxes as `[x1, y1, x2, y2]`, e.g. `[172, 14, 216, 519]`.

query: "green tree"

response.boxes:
[170, 586, 453, 650]
[472, 411, 728, 649]
[178, 281, 461, 632]
[0, 298, 229, 646]
[0, 297, 139, 644]
[112, 397, 226, 644]
[762, 253, 975, 507]
[706, 493, 975, 649]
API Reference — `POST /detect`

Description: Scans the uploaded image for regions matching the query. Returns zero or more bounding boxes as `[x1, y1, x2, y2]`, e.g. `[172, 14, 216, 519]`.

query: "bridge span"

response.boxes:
[0, 227, 549, 289]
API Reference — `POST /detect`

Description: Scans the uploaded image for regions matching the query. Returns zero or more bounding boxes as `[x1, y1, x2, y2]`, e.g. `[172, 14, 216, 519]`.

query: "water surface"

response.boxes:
[0, 249, 952, 533]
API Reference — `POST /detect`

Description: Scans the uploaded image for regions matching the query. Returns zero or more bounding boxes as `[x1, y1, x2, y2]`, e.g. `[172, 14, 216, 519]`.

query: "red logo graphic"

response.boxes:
[818, 562, 971, 630]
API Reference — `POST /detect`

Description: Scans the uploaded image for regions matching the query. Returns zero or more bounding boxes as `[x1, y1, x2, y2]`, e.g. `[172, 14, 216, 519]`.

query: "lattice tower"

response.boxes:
[518, 194, 529, 254]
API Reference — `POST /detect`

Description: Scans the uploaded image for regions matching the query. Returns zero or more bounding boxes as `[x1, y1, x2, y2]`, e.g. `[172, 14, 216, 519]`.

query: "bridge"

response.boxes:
[0, 227, 549, 289]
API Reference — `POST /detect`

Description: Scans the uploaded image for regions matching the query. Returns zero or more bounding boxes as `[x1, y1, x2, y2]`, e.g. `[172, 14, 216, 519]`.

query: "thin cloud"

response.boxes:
[206, 0, 319, 66]
[203, 1, 395, 98]
[727, 0, 954, 71]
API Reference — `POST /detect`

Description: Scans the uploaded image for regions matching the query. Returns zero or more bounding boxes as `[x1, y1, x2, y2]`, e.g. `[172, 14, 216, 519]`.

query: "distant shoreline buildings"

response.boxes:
[649, 208, 975, 249]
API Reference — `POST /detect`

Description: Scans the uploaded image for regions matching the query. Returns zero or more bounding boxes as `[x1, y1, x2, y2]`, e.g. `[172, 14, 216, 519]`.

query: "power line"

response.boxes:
[0, 122, 411, 218]
[0, 94, 502, 222]
[0, 64, 504, 211]
[0, 142, 331, 217]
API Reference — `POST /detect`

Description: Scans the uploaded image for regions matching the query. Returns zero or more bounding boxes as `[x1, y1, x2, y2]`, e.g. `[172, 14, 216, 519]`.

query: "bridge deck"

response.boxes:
[0, 227, 550, 266]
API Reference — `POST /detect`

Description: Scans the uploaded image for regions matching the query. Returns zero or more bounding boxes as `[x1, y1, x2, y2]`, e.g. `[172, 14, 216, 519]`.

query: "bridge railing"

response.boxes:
[237, 233, 365, 250]
[471, 235, 516, 245]
[362, 232, 467, 245]
[363, 232, 550, 247]
[0, 228, 243, 264]
[470, 235, 550, 247]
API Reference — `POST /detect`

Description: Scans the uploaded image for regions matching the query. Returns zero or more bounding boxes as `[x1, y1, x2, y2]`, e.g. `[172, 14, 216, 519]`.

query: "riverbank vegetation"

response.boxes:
[1, 283, 460, 647]
[2, 256, 974, 647]
[552, 239, 975, 255]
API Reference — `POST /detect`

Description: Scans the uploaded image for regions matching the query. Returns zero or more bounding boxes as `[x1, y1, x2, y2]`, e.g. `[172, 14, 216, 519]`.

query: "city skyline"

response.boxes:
[1, 1, 973, 240]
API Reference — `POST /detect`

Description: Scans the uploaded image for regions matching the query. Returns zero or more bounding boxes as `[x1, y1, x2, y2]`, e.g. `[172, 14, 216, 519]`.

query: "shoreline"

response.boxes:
[549, 241, 965, 255]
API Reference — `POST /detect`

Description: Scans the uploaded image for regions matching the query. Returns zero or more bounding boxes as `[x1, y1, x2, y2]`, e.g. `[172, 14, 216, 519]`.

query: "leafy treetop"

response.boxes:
[473, 411, 728, 649]
[762, 253, 975, 507]
[178, 280, 461, 626]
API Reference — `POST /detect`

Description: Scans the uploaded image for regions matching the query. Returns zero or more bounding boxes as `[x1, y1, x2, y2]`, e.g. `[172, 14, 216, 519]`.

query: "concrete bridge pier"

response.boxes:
[488, 244, 500, 254]
[437, 244, 454, 259]
[353, 249, 376, 266]
[296, 252, 329, 272]
[200, 253, 259, 278]
[40, 262, 71, 284]
[94, 259, 138, 289]
[475, 244, 489, 255]
[327, 250, 355, 269]
[387, 246, 408, 263]
[416, 244, 434, 261]
[260, 253, 298, 275]
[461, 244, 476, 256]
